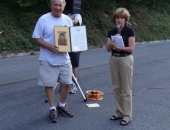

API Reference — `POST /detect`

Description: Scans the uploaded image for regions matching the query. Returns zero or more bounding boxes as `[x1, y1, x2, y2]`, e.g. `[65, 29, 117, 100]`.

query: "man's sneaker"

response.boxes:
[57, 105, 73, 118]
[48, 109, 58, 123]
[69, 84, 77, 94]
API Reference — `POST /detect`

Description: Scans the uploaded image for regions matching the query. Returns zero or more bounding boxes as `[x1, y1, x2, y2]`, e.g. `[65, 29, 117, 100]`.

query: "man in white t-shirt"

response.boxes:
[32, 0, 73, 123]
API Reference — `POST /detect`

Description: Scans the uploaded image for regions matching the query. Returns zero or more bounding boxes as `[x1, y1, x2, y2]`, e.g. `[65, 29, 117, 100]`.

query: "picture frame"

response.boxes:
[54, 26, 88, 52]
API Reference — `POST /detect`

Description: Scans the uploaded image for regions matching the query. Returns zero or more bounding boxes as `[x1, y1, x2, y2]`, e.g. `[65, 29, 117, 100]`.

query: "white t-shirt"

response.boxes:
[32, 13, 73, 66]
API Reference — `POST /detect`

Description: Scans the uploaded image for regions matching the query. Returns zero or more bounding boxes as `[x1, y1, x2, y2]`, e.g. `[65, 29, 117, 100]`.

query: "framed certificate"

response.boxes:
[54, 26, 88, 52]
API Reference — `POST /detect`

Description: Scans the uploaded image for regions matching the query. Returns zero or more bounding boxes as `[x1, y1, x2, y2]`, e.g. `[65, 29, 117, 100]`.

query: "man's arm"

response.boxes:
[33, 38, 59, 53]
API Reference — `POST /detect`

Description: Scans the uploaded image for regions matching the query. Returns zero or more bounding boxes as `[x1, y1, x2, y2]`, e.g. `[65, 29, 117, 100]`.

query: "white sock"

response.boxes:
[50, 106, 56, 111]
[58, 101, 66, 107]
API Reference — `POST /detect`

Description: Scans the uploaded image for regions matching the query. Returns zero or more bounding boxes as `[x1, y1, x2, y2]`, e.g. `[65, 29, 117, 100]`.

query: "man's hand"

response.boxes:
[47, 44, 59, 53]
[33, 38, 59, 53]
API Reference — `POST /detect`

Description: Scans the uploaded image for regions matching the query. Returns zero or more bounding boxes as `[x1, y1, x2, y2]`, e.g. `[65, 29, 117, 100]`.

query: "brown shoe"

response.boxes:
[57, 105, 73, 118]
[48, 109, 58, 123]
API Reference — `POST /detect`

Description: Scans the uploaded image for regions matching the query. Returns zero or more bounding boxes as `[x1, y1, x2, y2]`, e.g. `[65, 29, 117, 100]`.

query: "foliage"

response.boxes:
[17, 0, 50, 7]
[17, 0, 34, 7]
[0, 0, 170, 53]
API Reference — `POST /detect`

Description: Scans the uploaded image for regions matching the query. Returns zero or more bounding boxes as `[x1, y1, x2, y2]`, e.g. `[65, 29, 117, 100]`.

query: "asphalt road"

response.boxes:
[0, 41, 170, 130]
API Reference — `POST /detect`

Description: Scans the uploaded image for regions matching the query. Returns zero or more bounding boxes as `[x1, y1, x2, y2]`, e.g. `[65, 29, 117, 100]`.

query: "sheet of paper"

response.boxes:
[86, 103, 100, 108]
[111, 35, 125, 48]
[70, 26, 88, 52]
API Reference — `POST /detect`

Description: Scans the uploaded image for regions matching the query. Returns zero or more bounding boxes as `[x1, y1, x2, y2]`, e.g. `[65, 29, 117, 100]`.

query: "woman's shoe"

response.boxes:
[120, 120, 131, 126]
[110, 115, 123, 120]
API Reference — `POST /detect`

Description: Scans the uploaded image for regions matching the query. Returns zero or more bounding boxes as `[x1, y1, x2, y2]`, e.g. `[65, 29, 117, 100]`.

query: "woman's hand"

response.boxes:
[106, 38, 116, 52]
[111, 42, 117, 49]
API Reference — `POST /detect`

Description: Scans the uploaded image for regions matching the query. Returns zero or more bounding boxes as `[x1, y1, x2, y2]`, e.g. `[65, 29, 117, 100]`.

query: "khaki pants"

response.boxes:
[109, 55, 133, 121]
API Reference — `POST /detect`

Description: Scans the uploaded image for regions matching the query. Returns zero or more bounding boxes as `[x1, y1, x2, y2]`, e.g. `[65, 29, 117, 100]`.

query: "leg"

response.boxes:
[69, 52, 80, 79]
[109, 56, 123, 117]
[38, 61, 59, 123]
[69, 52, 80, 94]
[72, 67, 78, 78]
[119, 56, 133, 122]
[57, 82, 73, 117]
[69, 66, 78, 94]
[45, 87, 58, 123]
[59, 83, 70, 103]
[57, 63, 73, 117]
[45, 87, 55, 107]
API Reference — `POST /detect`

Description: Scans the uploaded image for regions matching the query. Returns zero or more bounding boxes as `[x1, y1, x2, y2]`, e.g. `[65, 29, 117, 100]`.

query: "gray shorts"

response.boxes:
[38, 61, 72, 87]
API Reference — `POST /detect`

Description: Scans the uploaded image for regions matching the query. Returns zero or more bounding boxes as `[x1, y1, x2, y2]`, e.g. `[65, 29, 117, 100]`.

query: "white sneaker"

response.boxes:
[69, 84, 77, 94]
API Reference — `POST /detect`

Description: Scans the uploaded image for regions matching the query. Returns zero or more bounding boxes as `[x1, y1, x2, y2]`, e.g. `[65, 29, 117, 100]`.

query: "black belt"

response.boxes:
[112, 53, 131, 57]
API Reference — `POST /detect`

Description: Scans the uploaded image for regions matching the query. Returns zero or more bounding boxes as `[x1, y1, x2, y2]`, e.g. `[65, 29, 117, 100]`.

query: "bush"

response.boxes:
[0, 0, 170, 53]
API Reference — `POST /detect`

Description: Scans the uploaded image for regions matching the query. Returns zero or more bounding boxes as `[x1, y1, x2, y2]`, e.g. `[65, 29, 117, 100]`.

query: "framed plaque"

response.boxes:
[54, 26, 88, 52]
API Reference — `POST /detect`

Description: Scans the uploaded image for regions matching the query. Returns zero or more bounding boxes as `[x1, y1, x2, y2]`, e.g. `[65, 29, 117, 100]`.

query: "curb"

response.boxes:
[0, 40, 170, 59]
[0, 51, 39, 59]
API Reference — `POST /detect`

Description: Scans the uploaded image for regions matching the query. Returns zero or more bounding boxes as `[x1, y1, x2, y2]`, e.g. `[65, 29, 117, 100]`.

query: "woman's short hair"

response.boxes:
[112, 7, 130, 25]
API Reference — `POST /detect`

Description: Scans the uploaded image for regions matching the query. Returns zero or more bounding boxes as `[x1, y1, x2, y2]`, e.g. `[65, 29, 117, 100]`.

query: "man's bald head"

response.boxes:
[51, 0, 66, 6]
